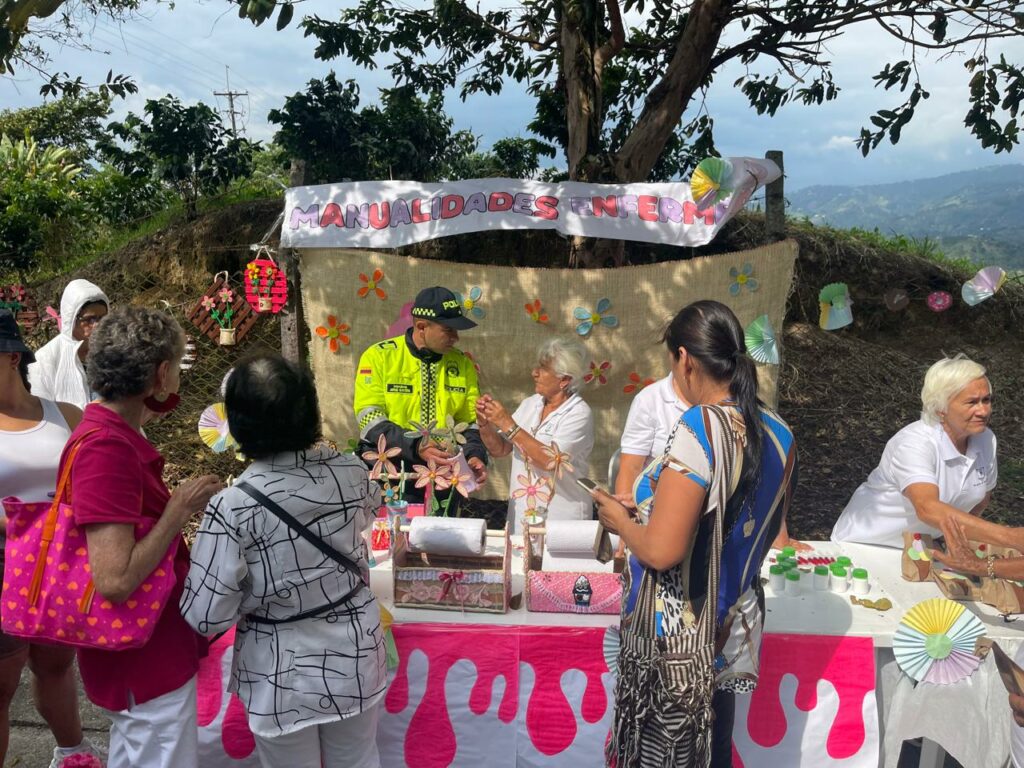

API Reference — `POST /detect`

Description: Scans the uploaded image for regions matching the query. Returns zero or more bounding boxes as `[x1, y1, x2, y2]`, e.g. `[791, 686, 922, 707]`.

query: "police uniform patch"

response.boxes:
[446, 362, 459, 377]
[387, 383, 414, 394]
[445, 385, 466, 393]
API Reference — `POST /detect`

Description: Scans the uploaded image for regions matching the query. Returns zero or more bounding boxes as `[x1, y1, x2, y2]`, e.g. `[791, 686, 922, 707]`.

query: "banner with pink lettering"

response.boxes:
[196, 626, 878, 767]
[280, 158, 780, 250]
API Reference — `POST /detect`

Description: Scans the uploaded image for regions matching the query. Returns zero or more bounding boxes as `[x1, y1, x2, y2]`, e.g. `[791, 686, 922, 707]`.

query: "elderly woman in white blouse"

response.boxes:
[477, 337, 594, 533]
[831, 355, 1020, 551]
[181, 353, 385, 768]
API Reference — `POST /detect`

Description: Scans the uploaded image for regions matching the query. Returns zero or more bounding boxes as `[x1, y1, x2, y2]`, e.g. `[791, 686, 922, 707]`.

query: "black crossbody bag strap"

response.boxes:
[235, 481, 368, 625]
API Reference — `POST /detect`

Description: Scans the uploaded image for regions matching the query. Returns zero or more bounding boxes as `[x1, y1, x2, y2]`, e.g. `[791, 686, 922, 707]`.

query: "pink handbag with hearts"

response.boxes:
[1, 432, 178, 650]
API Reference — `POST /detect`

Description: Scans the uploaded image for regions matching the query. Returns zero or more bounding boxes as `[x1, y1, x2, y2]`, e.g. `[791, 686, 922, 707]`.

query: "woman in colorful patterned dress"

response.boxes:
[594, 300, 797, 768]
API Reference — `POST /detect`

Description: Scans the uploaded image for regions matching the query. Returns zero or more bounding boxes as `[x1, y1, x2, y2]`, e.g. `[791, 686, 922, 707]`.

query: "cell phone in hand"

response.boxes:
[575, 477, 607, 495]
[992, 641, 1024, 698]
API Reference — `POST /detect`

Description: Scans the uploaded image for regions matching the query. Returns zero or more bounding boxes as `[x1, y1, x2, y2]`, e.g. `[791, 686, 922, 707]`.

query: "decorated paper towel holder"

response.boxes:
[390, 522, 511, 614]
[523, 527, 624, 615]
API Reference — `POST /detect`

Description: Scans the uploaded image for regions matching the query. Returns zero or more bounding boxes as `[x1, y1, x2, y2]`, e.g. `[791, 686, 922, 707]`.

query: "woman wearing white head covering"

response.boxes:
[28, 279, 109, 409]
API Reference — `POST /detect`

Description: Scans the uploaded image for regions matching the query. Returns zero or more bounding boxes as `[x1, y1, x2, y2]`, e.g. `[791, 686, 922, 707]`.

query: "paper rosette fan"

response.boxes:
[198, 402, 239, 454]
[893, 598, 985, 685]
[962, 266, 1007, 307]
[603, 625, 620, 676]
[818, 282, 853, 330]
[744, 314, 779, 364]
[690, 157, 734, 209]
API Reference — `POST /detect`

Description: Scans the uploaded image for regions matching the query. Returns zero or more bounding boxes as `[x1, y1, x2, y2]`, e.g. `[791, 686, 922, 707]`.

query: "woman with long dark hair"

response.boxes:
[594, 300, 797, 768]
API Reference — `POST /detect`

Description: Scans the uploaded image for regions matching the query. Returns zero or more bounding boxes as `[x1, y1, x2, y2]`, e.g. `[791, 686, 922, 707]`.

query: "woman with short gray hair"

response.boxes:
[831, 354, 1017, 550]
[58, 306, 223, 768]
[477, 337, 595, 533]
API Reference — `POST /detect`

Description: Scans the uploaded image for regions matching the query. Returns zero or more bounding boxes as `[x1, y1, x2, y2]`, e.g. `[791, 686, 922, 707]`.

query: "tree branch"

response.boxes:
[594, 0, 625, 70]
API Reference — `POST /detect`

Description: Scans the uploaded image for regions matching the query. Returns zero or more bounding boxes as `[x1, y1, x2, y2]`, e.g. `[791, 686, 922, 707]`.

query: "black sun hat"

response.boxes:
[0, 310, 33, 361]
[411, 286, 477, 330]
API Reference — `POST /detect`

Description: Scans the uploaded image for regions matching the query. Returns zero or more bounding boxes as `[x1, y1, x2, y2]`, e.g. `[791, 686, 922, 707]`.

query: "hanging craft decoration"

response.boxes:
[0, 284, 40, 331]
[961, 266, 1008, 307]
[187, 272, 256, 346]
[623, 372, 655, 394]
[456, 287, 486, 319]
[198, 403, 240, 454]
[690, 156, 734, 210]
[926, 290, 952, 314]
[574, 298, 619, 336]
[584, 360, 612, 385]
[893, 598, 985, 685]
[525, 299, 549, 324]
[243, 248, 287, 314]
[512, 471, 553, 511]
[357, 268, 387, 300]
[744, 314, 779, 365]
[818, 282, 853, 330]
[603, 625, 620, 676]
[883, 288, 910, 312]
[729, 263, 759, 295]
[315, 315, 351, 353]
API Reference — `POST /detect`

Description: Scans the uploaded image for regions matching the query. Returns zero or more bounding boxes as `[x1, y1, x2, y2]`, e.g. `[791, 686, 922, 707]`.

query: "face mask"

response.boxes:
[142, 392, 181, 414]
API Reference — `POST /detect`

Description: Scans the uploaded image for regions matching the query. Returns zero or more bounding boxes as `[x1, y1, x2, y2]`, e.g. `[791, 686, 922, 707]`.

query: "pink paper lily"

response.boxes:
[413, 460, 452, 491]
[200, 295, 216, 312]
[447, 469, 473, 499]
[542, 442, 574, 479]
[361, 434, 401, 479]
[218, 287, 234, 305]
[512, 473, 552, 510]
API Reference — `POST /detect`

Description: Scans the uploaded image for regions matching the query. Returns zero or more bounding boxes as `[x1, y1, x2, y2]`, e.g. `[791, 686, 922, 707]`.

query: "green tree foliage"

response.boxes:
[448, 137, 556, 179]
[0, 131, 91, 277]
[0, 93, 112, 164]
[98, 96, 258, 219]
[268, 74, 479, 184]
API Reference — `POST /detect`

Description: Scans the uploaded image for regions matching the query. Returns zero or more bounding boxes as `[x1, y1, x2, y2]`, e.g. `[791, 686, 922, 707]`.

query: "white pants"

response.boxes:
[105, 676, 198, 768]
[254, 703, 381, 768]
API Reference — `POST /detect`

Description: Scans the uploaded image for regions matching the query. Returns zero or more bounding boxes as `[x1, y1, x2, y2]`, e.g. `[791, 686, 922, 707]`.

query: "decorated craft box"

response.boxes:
[523, 532, 624, 615]
[391, 522, 511, 614]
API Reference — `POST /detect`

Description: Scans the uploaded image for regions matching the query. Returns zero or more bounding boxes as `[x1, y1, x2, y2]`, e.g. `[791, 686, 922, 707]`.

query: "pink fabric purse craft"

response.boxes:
[1, 432, 178, 650]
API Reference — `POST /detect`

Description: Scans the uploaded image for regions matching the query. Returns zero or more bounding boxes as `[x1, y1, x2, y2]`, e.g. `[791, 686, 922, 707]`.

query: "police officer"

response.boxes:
[354, 286, 488, 501]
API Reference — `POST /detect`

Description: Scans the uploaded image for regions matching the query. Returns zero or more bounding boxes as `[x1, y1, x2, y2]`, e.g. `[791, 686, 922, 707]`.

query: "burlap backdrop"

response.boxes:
[300, 240, 798, 499]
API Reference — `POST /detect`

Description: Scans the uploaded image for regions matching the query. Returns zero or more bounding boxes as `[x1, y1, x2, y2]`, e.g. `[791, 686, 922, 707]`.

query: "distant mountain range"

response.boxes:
[787, 164, 1024, 270]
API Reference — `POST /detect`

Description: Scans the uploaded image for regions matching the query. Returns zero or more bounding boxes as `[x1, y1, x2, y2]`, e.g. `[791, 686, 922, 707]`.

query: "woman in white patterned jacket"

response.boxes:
[181, 353, 386, 768]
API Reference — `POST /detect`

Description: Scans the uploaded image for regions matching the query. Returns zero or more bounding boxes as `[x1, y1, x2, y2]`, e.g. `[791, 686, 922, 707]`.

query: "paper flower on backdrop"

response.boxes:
[926, 290, 952, 313]
[525, 299, 549, 324]
[690, 156, 734, 209]
[245, 261, 261, 285]
[197, 403, 240, 454]
[584, 360, 612, 385]
[413, 460, 452, 491]
[729, 263, 759, 295]
[200, 295, 216, 312]
[542, 442, 575, 479]
[744, 314, 779, 365]
[962, 266, 1008, 306]
[362, 434, 401, 479]
[574, 298, 619, 336]
[624, 372, 655, 394]
[358, 269, 387, 300]
[314, 315, 350, 353]
[217, 287, 234, 305]
[884, 288, 910, 312]
[818, 282, 853, 330]
[893, 598, 984, 684]
[456, 286, 486, 319]
[512, 473, 553, 510]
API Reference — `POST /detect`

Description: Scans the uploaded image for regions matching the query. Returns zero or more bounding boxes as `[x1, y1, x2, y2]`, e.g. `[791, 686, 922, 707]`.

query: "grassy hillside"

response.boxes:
[22, 200, 1024, 540]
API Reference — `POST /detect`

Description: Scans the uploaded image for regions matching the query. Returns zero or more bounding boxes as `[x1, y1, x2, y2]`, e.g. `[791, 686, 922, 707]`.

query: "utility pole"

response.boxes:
[214, 66, 248, 136]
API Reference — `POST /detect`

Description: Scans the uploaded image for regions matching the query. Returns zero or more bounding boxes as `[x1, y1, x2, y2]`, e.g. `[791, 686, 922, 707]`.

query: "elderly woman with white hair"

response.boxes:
[831, 355, 1016, 549]
[477, 337, 594, 533]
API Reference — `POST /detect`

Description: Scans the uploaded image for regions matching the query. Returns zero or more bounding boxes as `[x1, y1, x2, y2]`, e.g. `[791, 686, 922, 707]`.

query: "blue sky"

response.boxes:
[3, 1, 1024, 190]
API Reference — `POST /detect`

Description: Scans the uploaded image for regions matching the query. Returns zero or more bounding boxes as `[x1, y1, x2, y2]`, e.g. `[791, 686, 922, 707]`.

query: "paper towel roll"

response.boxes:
[545, 520, 602, 555]
[541, 547, 617, 574]
[408, 516, 486, 557]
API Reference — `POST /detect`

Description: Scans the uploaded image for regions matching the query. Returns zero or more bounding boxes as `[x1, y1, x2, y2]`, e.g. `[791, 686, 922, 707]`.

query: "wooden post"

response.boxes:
[280, 159, 306, 363]
[765, 150, 785, 241]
